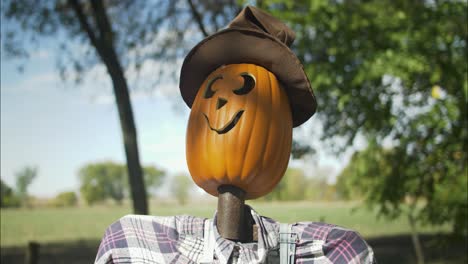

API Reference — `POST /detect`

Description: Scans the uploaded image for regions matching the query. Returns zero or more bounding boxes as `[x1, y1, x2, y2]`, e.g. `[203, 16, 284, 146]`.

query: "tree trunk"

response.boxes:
[107, 65, 148, 215]
[408, 212, 425, 264]
[93, 3, 148, 215]
[70, 0, 149, 215]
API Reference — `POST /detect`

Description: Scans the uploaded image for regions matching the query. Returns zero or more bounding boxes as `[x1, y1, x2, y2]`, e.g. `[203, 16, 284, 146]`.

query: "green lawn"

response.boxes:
[0, 201, 450, 247]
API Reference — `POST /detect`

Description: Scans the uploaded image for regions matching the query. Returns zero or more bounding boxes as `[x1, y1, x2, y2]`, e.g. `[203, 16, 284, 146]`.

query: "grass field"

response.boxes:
[2, 201, 466, 264]
[0, 201, 451, 247]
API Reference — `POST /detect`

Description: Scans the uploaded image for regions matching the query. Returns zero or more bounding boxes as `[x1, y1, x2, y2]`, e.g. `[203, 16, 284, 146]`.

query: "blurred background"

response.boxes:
[1, 0, 466, 263]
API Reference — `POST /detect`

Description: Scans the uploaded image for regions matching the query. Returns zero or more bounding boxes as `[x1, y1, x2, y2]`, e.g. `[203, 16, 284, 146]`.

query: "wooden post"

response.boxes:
[25, 241, 39, 264]
[217, 185, 256, 242]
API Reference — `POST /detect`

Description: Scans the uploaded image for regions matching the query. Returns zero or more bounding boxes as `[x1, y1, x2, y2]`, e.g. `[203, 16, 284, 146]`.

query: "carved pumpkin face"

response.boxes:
[186, 64, 292, 199]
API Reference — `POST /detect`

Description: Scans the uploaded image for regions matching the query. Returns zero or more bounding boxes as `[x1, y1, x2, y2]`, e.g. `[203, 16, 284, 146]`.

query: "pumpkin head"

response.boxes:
[186, 63, 292, 199]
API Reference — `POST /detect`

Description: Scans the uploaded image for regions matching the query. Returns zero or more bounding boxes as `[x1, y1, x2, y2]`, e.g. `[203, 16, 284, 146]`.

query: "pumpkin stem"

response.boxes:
[217, 185, 256, 242]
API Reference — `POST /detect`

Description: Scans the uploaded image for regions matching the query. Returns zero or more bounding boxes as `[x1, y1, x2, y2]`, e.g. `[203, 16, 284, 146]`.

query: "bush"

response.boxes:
[1, 179, 20, 208]
[52, 191, 78, 207]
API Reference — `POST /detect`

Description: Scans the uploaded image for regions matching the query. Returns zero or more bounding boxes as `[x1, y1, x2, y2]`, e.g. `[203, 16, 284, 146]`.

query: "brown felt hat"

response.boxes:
[179, 6, 316, 127]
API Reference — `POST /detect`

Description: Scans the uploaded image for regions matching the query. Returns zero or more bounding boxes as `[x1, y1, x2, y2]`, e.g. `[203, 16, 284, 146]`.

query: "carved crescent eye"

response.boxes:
[233, 73, 256, 95]
[204, 75, 223, 99]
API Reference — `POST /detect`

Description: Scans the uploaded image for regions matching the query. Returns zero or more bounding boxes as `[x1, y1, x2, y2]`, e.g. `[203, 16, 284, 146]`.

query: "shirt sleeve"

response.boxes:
[94, 214, 206, 264]
[94, 214, 177, 264]
[94, 216, 125, 264]
[322, 227, 376, 264]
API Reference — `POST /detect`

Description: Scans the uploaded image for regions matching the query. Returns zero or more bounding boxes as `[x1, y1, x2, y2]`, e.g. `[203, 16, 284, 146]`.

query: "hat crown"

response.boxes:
[228, 6, 296, 47]
[180, 5, 316, 127]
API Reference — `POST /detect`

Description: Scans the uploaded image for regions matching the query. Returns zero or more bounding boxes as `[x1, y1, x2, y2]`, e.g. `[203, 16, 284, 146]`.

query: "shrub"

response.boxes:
[1, 179, 20, 208]
[52, 191, 78, 207]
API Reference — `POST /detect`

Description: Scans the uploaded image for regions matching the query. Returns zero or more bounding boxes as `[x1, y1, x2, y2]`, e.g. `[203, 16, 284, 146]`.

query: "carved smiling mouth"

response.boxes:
[203, 110, 245, 134]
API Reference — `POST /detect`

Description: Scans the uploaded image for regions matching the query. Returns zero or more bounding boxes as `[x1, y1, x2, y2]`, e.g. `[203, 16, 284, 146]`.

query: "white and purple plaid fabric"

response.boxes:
[95, 208, 376, 263]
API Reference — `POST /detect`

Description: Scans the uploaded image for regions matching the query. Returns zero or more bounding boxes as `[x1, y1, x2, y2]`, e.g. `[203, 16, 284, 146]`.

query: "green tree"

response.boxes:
[336, 153, 365, 201]
[143, 165, 166, 197]
[171, 174, 193, 205]
[0, 179, 20, 208]
[264, 177, 285, 201]
[15, 166, 38, 207]
[266, 168, 307, 201]
[263, 2, 467, 262]
[52, 191, 78, 207]
[79, 162, 126, 205]
[79, 161, 165, 205]
[283, 168, 307, 200]
[337, 140, 467, 264]
[303, 167, 335, 201]
[2, 0, 244, 215]
[305, 176, 330, 201]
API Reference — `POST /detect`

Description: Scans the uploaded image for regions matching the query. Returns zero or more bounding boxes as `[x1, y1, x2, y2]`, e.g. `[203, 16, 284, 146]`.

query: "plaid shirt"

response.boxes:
[95, 207, 376, 264]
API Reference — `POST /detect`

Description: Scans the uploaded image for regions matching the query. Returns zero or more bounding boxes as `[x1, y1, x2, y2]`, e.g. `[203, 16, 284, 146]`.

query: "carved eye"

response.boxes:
[204, 75, 223, 99]
[233, 73, 256, 95]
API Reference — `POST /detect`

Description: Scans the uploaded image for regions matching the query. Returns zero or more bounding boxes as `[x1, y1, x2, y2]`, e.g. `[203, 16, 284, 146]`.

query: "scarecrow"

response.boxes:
[95, 6, 375, 264]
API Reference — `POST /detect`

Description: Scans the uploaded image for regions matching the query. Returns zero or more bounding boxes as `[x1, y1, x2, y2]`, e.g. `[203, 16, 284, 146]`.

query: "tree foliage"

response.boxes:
[143, 166, 166, 197]
[0, 179, 20, 208]
[263, 0, 467, 232]
[52, 191, 78, 207]
[304, 173, 335, 201]
[337, 140, 467, 233]
[79, 161, 165, 205]
[282, 168, 308, 201]
[265, 168, 336, 201]
[15, 166, 38, 206]
[170, 174, 193, 205]
[267, 0, 467, 149]
[79, 161, 125, 205]
[2, 0, 241, 83]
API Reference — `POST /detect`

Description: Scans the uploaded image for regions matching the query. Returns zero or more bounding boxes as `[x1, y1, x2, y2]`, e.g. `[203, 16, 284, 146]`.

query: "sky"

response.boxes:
[1, 47, 195, 197]
[0, 28, 358, 199]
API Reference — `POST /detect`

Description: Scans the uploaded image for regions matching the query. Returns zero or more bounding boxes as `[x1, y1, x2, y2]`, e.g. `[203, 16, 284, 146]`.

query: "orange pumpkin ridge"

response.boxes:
[186, 63, 293, 199]
[242, 65, 271, 187]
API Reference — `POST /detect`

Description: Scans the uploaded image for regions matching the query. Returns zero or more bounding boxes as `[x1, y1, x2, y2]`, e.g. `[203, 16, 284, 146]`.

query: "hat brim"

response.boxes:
[179, 28, 316, 127]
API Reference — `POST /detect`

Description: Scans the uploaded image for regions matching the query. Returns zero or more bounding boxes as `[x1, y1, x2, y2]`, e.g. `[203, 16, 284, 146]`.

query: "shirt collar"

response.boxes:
[212, 206, 279, 264]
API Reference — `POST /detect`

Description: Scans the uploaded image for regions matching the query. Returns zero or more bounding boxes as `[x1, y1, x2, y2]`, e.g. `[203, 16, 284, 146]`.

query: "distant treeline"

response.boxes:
[2, 162, 351, 209]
